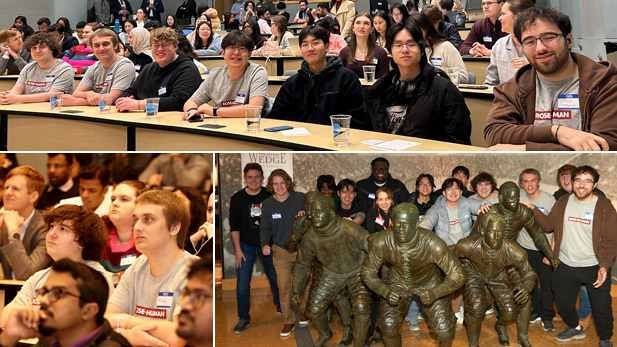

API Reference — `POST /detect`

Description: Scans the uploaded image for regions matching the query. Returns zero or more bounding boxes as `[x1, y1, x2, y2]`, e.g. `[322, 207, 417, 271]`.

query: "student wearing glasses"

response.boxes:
[176, 258, 213, 347]
[485, 7, 617, 151]
[459, 0, 506, 56]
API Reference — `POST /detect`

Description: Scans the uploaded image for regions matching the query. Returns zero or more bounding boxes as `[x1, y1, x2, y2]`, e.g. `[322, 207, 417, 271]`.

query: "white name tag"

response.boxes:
[158, 85, 167, 95]
[120, 254, 137, 266]
[235, 93, 246, 104]
[430, 57, 442, 67]
[538, 206, 545, 213]
[375, 216, 384, 226]
[105, 72, 113, 83]
[135, 64, 141, 71]
[272, 212, 282, 219]
[45, 75, 54, 83]
[482, 35, 492, 43]
[156, 292, 174, 308]
[585, 212, 594, 221]
[368, 193, 375, 200]
[557, 94, 580, 110]
[372, 57, 378, 65]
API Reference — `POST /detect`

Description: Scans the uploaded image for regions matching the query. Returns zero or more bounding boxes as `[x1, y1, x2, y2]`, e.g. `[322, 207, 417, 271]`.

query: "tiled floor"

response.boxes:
[216, 285, 614, 347]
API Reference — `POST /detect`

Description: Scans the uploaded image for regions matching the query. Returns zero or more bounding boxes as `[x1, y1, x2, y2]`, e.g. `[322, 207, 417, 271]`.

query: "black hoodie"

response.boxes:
[121, 51, 201, 111]
[268, 55, 369, 129]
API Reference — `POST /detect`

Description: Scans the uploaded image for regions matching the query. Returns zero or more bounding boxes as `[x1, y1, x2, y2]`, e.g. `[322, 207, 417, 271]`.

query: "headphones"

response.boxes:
[393, 73, 421, 99]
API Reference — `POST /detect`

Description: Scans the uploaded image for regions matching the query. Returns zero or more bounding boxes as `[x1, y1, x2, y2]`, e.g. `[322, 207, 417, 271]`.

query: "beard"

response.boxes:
[175, 311, 195, 340]
[38, 323, 57, 336]
[531, 45, 571, 77]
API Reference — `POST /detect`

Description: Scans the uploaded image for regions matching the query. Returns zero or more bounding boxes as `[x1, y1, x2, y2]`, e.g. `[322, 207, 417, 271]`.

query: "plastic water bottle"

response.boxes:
[221, 22, 225, 31]
[115, 19, 120, 33]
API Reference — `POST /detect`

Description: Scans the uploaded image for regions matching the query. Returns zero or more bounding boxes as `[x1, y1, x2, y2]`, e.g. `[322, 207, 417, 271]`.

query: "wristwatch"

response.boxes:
[212, 107, 219, 117]
[11, 232, 20, 241]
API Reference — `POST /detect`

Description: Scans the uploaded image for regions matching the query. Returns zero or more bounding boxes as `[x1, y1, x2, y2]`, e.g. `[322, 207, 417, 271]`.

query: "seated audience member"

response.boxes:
[173, 186, 207, 253]
[391, 3, 409, 24]
[0, 166, 51, 280]
[0, 204, 114, 327]
[366, 186, 393, 234]
[186, 15, 210, 43]
[36, 154, 79, 210]
[268, 25, 367, 128]
[120, 19, 136, 44]
[176, 258, 213, 347]
[316, 19, 347, 55]
[183, 30, 268, 119]
[410, 12, 468, 83]
[313, 2, 341, 34]
[193, 21, 222, 56]
[253, 15, 294, 56]
[422, 4, 463, 48]
[0, 28, 32, 75]
[484, 0, 533, 85]
[100, 181, 148, 273]
[139, 153, 210, 189]
[293, 0, 312, 23]
[16, 25, 35, 44]
[240, 1, 257, 26]
[0, 259, 130, 347]
[468, 171, 499, 203]
[484, 7, 617, 151]
[125, 27, 154, 72]
[116, 27, 201, 112]
[62, 22, 105, 74]
[166, 14, 180, 30]
[12, 16, 34, 33]
[75, 21, 87, 44]
[0, 33, 74, 105]
[177, 34, 209, 74]
[373, 11, 390, 49]
[58, 163, 112, 216]
[106, 190, 200, 347]
[56, 18, 76, 38]
[62, 28, 136, 106]
[37, 17, 51, 32]
[256, 7, 272, 35]
[316, 175, 336, 197]
[340, 13, 389, 79]
[277, 2, 290, 22]
[47, 23, 79, 54]
[135, 8, 152, 28]
[459, 0, 506, 56]
[438, 0, 457, 22]
[144, 20, 163, 31]
[363, 22, 472, 144]
[244, 19, 267, 49]
[335, 179, 365, 224]
[189, 194, 213, 258]
[407, 173, 437, 215]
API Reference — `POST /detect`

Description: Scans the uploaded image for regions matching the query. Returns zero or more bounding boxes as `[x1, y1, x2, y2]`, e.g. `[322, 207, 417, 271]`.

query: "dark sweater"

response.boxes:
[229, 187, 272, 248]
[260, 192, 304, 249]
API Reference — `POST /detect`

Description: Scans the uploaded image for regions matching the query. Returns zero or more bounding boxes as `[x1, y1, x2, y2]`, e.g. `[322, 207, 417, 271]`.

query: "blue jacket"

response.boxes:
[420, 195, 486, 245]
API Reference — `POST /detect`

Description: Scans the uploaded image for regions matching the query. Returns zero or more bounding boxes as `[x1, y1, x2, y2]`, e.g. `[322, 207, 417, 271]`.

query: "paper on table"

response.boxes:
[281, 127, 312, 136]
[371, 140, 422, 151]
[361, 139, 385, 146]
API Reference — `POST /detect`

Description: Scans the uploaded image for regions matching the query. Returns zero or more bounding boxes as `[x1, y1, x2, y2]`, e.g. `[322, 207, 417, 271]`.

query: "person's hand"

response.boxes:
[487, 144, 525, 151]
[3, 210, 24, 233]
[235, 247, 246, 268]
[594, 267, 607, 288]
[124, 49, 131, 57]
[1, 45, 7, 57]
[148, 3, 155, 9]
[0, 92, 19, 105]
[509, 57, 528, 69]
[146, 173, 163, 187]
[513, 286, 530, 305]
[115, 96, 139, 112]
[85, 91, 101, 106]
[292, 293, 301, 307]
[126, 325, 169, 347]
[518, 201, 535, 210]
[478, 204, 491, 215]
[554, 125, 609, 151]
[417, 288, 437, 306]
[120, 9, 130, 15]
[262, 245, 271, 256]
[311, 9, 318, 19]
[182, 108, 201, 121]
[548, 256, 560, 270]
[385, 290, 400, 306]
[2, 307, 44, 343]
[469, 43, 485, 57]
[296, 210, 306, 218]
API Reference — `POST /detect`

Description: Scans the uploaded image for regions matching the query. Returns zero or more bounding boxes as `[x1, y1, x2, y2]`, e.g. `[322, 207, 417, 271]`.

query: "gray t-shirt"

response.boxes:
[518, 191, 555, 250]
[78, 56, 135, 93]
[108, 251, 199, 321]
[190, 62, 268, 108]
[12, 260, 114, 307]
[16, 59, 75, 94]
[560, 194, 598, 267]
[534, 74, 580, 130]
[446, 205, 464, 245]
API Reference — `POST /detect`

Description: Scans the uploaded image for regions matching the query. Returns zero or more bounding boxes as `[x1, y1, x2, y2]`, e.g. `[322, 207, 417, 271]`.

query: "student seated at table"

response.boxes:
[252, 15, 294, 56]
[244, 19, 267, 50]
[0, 28, 32, 75]
[0, 204, 114, 328]
[177, 34, 209, 74]
[116, 27, 201, 112]
[421, 4, 463, 49]
[339, 12, 389, 79]
[192, 21, 222, 56]
[47, 23, 79, 54]
[183, 30, 268, 119]
[459, 0, 506, 56]
[0, 32, 74, 105]
[62, 28, 136, 106]
[316, 19, 347, 55]
[373, 10, 390, 49]
[62, 22, 105, 74]
[363, 22, 472, 144]
[257, 7, 272, 35]
[268, 25, 367, 128]
[125, 27, 154, 72]
[105, 190, 200, 347]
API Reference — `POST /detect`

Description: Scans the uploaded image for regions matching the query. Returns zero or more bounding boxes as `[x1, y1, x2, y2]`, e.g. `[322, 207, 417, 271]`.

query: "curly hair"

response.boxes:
[266, 169, 294, 193]
[24, 32, 61, 57]
[470, 172, 497, 192]
[150, 27, 179, 46]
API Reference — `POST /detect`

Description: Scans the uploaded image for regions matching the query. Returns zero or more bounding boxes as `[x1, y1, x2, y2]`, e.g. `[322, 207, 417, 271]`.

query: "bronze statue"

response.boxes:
[291, 195, 371, 347]
[361, 203, 465, 347]
[285, 192, 354, 346]
[453, 211, 536, 347]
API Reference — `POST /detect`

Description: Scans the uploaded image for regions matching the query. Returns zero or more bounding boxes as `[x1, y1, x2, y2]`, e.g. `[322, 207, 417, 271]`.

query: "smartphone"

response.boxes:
[198, 124, 227, 129]
[264, 125, 293, 132]
[61, 110, 84, 114]
[462, 85, 489, 90]
[188, 114, 203, 122]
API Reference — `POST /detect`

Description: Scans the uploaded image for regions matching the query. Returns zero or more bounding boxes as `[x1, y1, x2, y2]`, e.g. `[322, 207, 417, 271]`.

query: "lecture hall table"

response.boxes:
[0, 279, 26, 308]
[0, 102, 484, 151]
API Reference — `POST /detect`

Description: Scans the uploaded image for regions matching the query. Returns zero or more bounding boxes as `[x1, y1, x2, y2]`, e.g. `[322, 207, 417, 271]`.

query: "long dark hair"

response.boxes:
[166, 14, 179, 29]
[391, 3, 410, 23]
[373, 10, 391, 39]
[56, 17, 74, 34]
[194, 21, 214, 49]
[244, 19, 262, 46]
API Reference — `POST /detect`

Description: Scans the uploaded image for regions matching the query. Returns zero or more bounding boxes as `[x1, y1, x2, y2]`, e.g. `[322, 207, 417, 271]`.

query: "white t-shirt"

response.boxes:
[78, 56, 135, 93]
[16, 59, 75, 94]
[517, 190, 555, 250]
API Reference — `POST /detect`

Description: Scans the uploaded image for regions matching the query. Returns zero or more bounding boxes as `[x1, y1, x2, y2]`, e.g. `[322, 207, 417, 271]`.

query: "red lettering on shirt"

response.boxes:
[31, 298, 40, 307]
[568, 216, 591, 225]
[221, 100, 236, 107]
[134, 305, 167, 319]
[95, 82, 109, 90]
[26, 81, 47, 87]
[449, 219, 460, 226]
[552, 110, 571, 119]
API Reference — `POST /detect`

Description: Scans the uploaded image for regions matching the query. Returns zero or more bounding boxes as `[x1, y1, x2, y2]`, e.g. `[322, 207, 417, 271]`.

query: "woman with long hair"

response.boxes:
[173, 186, 208, 254]
[119, 18, 137, 44]
[373, 10, 391, 49]
[61, 22, 104, 74]
[56, 17, 74, 35]
[244, 19, 267, 49]
[135, 8, 151, 28]
[166, 13, 179, 30]
[391, 3, 409, 24]
[339, 13, 388, 78]
[177, 33, 209, 74]
[126, 27, 153, 72]
[253, 15, 294, 56]
[193, 20, 222, 55]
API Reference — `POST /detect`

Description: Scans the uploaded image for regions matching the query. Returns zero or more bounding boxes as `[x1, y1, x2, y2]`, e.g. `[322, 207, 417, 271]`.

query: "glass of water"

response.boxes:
[245, 105, 263, 132]
[330, 114, 352, 146]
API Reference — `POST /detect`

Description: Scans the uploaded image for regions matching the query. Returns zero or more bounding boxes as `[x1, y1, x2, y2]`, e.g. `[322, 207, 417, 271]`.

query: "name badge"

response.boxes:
[538, 206, 545, 213]
[375, 215, 384, 226]
[156, 292, 174, 308]
[368, 193, 375, 200]
[372, 57, 378, 65]
[45, 75, 54, 83]
[120, 254, 137, 266]
[158, 85, 167, 95]
[430, 57, 442, 67]
[105, 72, 113, 83]
[483, 35, 492, 43]
[235, 93, 246, 104]
[272, 212, 282, 219]
[557, 94, 580, 110]
[135, 64, 141, 71]
[585, 212, 594, 221]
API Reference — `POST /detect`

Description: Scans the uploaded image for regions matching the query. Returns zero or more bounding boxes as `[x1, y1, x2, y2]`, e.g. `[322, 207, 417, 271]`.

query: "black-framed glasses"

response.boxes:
[573, 178, 595, 186]
[35, 287, 85, 303]
[179, 287, 212, 308]
[521, 32, 567, 49]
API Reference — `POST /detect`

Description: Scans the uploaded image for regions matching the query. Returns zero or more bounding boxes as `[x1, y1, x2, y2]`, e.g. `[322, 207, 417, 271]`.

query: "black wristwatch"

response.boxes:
[11, 232, 20, 241]
[212, 107, 219, 117]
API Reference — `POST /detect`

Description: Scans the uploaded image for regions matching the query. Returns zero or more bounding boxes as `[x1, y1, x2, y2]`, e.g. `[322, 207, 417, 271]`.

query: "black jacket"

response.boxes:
[363, 65, 472, 145]
[110, 0, 134, 22]
[176, 0, 197, 18]
[268, 56, 369, 129]
[121, 52, 201, 111]
[140, 0, 165, 22]
[440, 21, 463, 47]
[61, 35, 79, 54]
[38, 320, 131, 347]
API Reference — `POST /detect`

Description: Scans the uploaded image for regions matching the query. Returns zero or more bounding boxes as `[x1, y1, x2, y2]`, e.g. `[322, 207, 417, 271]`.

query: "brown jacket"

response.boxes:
[532, 194, 617, 270]
[484, 53, 617, 151]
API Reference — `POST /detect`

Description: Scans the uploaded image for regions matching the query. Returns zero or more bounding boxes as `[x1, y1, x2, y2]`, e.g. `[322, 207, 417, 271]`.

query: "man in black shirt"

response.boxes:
[229, 163, 280, 334]
[36, 153, 79, 210]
